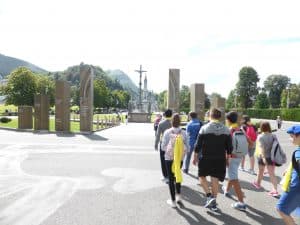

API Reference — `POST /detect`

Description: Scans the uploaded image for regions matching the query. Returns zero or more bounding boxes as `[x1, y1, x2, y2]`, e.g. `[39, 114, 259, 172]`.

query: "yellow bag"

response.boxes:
[281, 163, 293, 192]
[172, 134, 184, 183]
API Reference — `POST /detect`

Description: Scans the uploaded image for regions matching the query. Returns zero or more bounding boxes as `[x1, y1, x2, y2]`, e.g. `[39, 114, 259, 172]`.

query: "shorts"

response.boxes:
[248, 145, 255, 157]
[277, 187, 300, 215]
[227, 158, 242, 180]
[198, 158, 226, 182]
[257, 157, 273, 166]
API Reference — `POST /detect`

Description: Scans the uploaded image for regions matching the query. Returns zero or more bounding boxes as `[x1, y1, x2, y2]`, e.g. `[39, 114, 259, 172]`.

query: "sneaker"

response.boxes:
[161, 177, 169, 183]
[268, 190, 279, 197]
[182, 169, 188, 174]
[176, 194, 182, 203]
[232, 202, 247, 212]
[222, 186, 231, 198]
[251, 181, 262, 190]
[204, 197, 216, 208]
[166, 199, 177, 208]
[239, 167, 246, 172]
[247, 169, 256, 175]
[211, 204, 218, 211]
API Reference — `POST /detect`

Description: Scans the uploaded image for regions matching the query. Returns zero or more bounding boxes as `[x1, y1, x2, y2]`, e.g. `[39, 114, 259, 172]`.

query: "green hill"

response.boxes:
[0, 53, 47, 77]
[106, 69, 139, 96]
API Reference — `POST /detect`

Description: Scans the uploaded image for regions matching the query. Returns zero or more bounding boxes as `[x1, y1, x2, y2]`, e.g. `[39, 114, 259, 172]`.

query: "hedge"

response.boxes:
[243, 108, 300, 122]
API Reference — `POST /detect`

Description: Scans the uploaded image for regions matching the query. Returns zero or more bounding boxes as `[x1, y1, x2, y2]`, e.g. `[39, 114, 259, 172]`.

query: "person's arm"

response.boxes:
[193, 129, 203, 165]
[161, 130, 170, 152]
[155, 123, 162, 150]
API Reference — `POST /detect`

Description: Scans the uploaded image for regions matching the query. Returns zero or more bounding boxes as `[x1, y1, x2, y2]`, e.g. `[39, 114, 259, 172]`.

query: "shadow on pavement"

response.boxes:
[82, 134, 108, 141]
[245, 205, 282, 225]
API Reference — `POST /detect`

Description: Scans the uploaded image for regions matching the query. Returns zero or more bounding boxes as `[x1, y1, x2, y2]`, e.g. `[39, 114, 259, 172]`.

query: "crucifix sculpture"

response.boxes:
[135, 65, 147, 111]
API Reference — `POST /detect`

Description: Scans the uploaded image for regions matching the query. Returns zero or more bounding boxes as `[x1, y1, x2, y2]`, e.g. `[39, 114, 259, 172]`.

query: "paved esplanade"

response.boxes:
[0, 121, 299, 225]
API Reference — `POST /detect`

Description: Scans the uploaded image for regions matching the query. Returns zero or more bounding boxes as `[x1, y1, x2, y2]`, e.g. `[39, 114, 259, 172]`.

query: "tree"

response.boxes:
[4, 67, 37, 106]
[264, 75, 290, 108]
[281, 83, 300, 108]
[36, 74, 55, 106]
[236, 67, 260, 109]
[226, 89, 236, 110]
[158, 90, 167, 111]
[179, 85, 190, 113]
[204, 93, 210, 109]
[254, 91, 270, 109]
[94, 79, 110, 109]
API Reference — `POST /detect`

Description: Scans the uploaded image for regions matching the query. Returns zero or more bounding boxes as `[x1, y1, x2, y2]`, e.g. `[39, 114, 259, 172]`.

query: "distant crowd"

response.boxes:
[154, 108, 300, 225]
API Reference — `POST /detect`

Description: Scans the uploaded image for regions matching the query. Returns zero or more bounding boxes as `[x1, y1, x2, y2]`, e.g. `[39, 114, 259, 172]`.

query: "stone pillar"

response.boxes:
[190, 83, 205, 121]
[80, 64, 94, 133]
[18, 106, 33, 129]
[55, 80, 70, 132]
[211, 97, 226, 123]
[168, 69, 180, 113]
[34, 94, 49, 130]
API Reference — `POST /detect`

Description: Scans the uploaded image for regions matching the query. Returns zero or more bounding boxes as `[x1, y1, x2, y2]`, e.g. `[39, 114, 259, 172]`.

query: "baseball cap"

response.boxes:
[286, 125, 300, 135]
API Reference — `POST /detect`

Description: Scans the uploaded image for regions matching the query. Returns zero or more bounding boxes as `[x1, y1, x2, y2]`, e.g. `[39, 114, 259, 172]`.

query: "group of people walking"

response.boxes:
[154, 108, 300, 225]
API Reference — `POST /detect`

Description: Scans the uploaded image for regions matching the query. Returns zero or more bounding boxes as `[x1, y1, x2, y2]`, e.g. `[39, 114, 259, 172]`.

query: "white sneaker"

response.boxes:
[247, 169, 256, 175]
[167, 199, 177, 208]
[161, 177, 169, 183]
[176, 194, 182, 203]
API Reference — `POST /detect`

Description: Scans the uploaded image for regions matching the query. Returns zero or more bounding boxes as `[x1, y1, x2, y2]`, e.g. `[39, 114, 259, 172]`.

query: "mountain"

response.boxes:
[0, 53, 47, 77]
[106, 69, 139, 96]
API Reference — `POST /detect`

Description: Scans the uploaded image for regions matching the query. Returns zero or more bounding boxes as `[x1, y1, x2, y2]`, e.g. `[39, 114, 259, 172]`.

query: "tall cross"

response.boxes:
[135, 65, 147, 111]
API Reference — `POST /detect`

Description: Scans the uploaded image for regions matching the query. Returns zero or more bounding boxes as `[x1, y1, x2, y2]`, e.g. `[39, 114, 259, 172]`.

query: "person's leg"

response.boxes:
[165, 160, 176, 201]
[231, 180, 244, 203]
[240, 156, 245, 170]
[200, 176, 210, 194]
[277, 210, 297, 225]
[211, 177, 219, 198]
[183, 150, 192, 173]
[160, 148, 168, 178]
[255, 164, 265, 186]
[266, 165, 277, 191]
[250, 156, 255, 171]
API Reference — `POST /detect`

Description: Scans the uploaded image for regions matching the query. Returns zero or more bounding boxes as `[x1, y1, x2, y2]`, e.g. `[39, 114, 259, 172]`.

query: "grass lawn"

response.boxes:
[0, 118, 98, 132]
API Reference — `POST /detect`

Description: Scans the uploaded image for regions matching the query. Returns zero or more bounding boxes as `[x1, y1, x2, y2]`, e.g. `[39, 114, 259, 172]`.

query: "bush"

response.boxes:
[243, 108, 300, 122]
[0, 117, 12, 123]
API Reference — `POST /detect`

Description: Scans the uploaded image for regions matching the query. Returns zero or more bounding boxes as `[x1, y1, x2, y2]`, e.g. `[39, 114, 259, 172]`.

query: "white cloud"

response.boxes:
[1, 0, 300, 97]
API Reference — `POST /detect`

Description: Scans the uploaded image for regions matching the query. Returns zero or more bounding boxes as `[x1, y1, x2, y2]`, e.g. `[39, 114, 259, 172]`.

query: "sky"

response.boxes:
[1, 0, 300, 97]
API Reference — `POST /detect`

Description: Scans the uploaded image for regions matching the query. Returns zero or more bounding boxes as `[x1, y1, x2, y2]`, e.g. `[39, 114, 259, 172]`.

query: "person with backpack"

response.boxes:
[223, 111, 247, 211]
[240, 115, 257, 175]
[182, 111, 202, 174]
[252, 121, 279, 197]
[277, 125, 300, 225]
[193, 108, 232, 211]
[161, 113, 188, 208]
[155, 109, 173, 183]
[153, 114, 162, 135]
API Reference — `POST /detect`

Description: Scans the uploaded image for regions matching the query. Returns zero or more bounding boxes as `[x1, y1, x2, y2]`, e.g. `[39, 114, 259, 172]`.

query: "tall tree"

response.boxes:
[226, 89, 236, 110]
[94, 79, 110, 109]
[158, 90, 167, 111]
[254, 91, 270, 109]
[236, 67, 260, 109]
[36, 74, 55, 106]
[179, 85, 190, 113]
[4, 67, 37, 106]
[281, 83, 300, 108]
[264, 75, 290, 108]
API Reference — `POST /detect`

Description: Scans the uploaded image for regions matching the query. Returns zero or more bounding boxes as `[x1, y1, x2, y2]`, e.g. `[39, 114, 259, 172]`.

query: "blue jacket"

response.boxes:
[186, 119, 202, 151]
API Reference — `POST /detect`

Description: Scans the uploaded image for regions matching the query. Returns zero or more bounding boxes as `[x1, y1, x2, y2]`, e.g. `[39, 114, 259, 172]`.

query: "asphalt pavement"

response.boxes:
[0, 120, 299, 225]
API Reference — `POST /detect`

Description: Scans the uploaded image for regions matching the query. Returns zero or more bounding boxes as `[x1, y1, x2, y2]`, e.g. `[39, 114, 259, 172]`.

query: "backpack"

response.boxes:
[165, 130, 185, 159]
[270, 135, 287, 166]
[232, 129, 249, 157]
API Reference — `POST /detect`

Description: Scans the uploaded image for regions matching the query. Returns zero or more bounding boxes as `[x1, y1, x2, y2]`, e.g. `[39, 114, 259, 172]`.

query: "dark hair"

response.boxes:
[260, 121, 271, 133]
[164, 109, 173, 118]
[210, 108, 221, 119]
[189, 111, 197, 119]
[172, 113, 181, 128]
[226, 111, 238, 124]
[242, 115, 250, 124]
